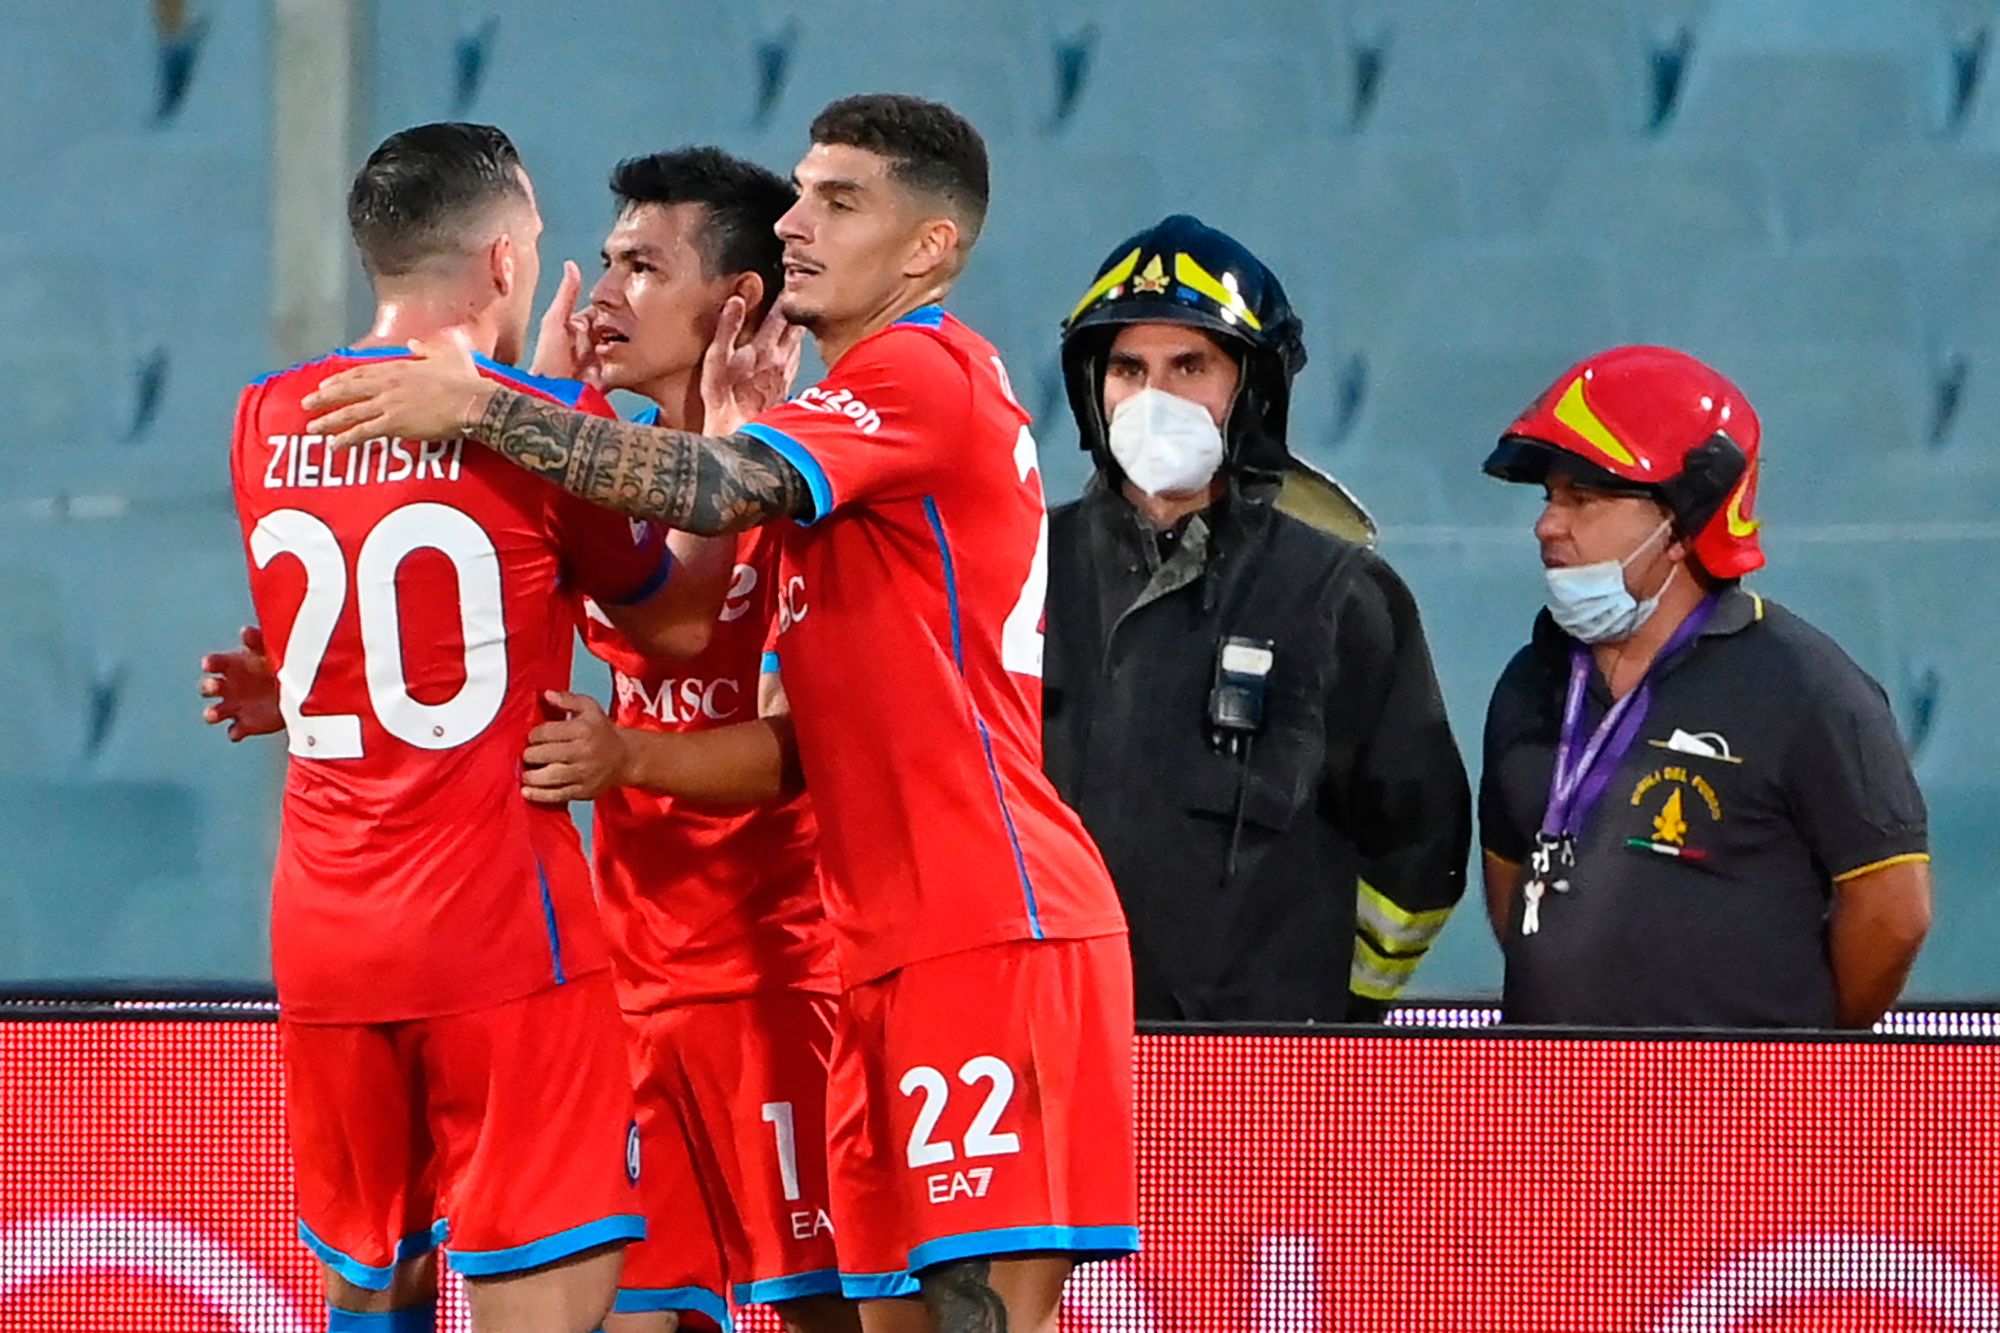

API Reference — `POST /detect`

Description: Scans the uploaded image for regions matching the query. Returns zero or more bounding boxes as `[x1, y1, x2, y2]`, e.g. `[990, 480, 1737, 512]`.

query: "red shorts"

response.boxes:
[281, 972, 643, 1289]
[826, 934, 1140, 1299]
[615, 989, 843, 1330]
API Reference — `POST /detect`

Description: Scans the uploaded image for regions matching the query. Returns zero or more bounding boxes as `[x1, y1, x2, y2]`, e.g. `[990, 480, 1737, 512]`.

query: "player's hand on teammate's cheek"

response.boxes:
[520, 690, 627, 804]
[303, 332, 493, 449]
[699, 296, 805, 435]
[198, 625, 284, 742]
[529, 260, 598, 384]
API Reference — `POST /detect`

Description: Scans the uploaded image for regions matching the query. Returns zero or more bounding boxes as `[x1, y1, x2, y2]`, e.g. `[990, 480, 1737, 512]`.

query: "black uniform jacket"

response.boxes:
[1043, 478, 1471, 1022]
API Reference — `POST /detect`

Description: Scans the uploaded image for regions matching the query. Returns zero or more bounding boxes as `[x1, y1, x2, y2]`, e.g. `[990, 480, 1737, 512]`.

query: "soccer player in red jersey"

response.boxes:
[526, 149, 855, 1333]
[229, 123, 725, 1333]
[303, 96, 1139, 1333]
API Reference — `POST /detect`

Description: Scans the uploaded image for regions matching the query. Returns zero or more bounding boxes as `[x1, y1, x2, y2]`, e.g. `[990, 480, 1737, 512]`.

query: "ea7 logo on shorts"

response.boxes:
[795, 385, 883, 435]
[901, 1056, 1023, 1209]
[626, 1121, 642, 1185]
[927, 1166, 995, 1204]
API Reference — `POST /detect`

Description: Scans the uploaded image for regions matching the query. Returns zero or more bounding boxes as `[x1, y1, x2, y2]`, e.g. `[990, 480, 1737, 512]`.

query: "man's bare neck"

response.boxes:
[353, 295, 497, 359]
[1590, 568, 1708, 697]
[1122, 477, 1225, 531]
[632, 368, 701, 431]
[815, 283, 950, 367]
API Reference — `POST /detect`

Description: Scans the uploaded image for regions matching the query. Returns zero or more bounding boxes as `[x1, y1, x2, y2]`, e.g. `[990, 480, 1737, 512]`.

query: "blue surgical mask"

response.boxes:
[1543, 520, 1676, 644]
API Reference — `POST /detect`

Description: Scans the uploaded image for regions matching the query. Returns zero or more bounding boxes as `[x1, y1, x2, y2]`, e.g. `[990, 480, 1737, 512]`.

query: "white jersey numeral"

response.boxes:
[999, 425, 1049, 679]
[251, 501, 508, 759]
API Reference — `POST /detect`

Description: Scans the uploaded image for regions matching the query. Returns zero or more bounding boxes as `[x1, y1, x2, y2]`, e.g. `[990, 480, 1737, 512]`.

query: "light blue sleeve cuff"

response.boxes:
[740, 422, 835, 524]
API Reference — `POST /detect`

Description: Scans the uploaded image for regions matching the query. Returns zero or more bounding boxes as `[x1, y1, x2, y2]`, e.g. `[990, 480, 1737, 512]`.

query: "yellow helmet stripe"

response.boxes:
[1173, 253, 1264, 331]
[1068, 247, 1143, 325]
[1553, 376, 1638, 467]
[1725, 460, 1761, 537]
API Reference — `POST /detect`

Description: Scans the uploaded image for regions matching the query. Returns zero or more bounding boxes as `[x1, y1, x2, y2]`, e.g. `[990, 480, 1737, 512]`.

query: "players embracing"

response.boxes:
[302, 96, 1141, 1332]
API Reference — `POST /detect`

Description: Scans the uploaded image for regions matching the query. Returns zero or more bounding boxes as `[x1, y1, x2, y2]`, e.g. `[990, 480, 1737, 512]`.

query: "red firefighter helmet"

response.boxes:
[1484, 345, 1765, 579]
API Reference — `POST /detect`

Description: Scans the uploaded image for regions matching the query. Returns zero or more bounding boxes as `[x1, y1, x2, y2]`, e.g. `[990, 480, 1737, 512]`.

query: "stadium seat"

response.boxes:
[1245, 143, 1472, 361]
[1057, 0, 1355, 164]
[373, 2, 765, 278]
[1356, 3, 1653, 227]
[754, 0, 1056, 142]
[0, 1, 267, 184]
[1663, 0, 1963, 220]
[1641, 250, 1928, 361]
[1375, 242, 1629, 352]
[1869, 538, 2000, 999]
[1531, 147, 1781, 315]
[1797, 147, 2000, 254]
[1331, 342, 1593, 530]
[0, 780, 210, 983]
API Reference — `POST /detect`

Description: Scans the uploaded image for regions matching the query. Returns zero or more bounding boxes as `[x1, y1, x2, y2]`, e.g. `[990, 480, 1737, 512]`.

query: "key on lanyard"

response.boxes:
[1520, 833, 1572, 937]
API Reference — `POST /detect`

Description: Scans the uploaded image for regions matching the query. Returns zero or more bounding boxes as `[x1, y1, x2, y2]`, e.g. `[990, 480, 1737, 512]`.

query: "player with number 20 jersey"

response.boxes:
[230, 350, 666, 1291]
[741, 304, 1140, 1295]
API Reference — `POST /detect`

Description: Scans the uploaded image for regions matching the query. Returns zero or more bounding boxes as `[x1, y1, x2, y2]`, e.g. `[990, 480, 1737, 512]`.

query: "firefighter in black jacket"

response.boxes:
[1043, 215, 1471, 1022]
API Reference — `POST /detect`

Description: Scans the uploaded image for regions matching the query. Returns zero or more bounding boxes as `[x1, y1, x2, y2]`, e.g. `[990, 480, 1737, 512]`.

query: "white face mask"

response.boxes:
[1106, 388, 1226, 497]
[1543, 519, 1677, 644]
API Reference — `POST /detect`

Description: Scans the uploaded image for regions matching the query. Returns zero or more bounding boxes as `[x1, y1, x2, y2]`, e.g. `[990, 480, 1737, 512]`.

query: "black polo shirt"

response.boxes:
[1480, 585, 1929, 1027]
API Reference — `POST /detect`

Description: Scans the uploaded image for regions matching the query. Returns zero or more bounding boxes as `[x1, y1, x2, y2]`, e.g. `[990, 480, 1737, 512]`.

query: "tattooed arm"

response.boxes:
[299, 335, 813, 534]
[475, 385, 810, 533]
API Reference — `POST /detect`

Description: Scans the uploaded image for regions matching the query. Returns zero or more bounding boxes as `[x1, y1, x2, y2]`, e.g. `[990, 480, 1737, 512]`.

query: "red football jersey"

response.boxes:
[581, 519, 835, 1011]
[739, 306, 1126, 985]
[231, 347, 672, 1024]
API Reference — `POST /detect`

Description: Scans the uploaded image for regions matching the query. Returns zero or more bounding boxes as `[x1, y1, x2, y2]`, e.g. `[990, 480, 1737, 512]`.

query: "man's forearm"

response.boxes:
[618, 718, 799, 804]
[475, 386, 809, 533]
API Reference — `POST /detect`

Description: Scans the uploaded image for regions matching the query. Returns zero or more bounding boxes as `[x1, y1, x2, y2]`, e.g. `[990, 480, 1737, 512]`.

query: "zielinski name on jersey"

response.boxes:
[259, 434, 464, 490]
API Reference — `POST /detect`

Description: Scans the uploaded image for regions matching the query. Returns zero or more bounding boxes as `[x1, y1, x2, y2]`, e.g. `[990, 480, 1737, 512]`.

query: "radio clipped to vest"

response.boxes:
[1208, 635, 1275, 758]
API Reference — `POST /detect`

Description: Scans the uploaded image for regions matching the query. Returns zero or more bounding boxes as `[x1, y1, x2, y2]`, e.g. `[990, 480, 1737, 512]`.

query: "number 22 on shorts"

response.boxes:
[900, 1056, 1021, 1205]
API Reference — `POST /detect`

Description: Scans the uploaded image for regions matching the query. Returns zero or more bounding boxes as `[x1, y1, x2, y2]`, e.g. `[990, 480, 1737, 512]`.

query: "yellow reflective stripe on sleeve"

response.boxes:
[1832, 851, 1931, 884]
[1067, 247, 1142, 324]
[1354, 878, 1453, 956]
[1351, 935, 1423, 1002]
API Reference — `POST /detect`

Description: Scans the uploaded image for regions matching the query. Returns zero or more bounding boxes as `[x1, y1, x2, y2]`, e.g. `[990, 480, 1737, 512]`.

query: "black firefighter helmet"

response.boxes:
[1059, 214, 1375, 543]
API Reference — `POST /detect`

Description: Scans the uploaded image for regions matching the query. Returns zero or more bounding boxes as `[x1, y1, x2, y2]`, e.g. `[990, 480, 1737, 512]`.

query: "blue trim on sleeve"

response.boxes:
[446, 1213, 646, 1276]
[894, 303, 946, 329]
[907, 1225, 1142, 1276]
[607, 549, 675, 607]
[924, 496, 1041, 936]
[534, 860, 567, 985]
[629, 404, 662, 426]
[327, 1303, 438, 1332]
[613, 1284, 734, 1328]
[740, 422, 835, 524]
[837, 1269, 921, 1300]
[734, 1267, 845, 1306]
[760, 650, 781, 676]
[920, 498, 964, 669]
[470, 352, 590, 406]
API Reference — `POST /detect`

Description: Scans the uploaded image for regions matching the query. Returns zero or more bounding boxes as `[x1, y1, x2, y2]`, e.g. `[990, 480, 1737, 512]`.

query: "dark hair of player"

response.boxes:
[608, 147, 794, 316]
[346, 122, 529, 280]
[808, 93, 990, 247]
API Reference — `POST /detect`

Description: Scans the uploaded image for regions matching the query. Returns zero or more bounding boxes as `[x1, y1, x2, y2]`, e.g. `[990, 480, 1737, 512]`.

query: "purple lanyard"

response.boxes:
[1538, 595, 1719, 842]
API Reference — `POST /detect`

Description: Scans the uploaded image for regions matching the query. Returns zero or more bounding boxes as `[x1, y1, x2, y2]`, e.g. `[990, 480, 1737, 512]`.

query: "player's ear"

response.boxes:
[730, 271, 766, 331]
[902, 216, 961, 282]
[489, 232, 516, 299]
